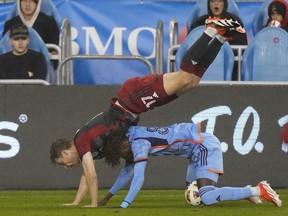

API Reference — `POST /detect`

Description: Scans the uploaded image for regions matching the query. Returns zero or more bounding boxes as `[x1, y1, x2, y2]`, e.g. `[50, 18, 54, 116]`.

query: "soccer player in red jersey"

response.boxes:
[50, 19, 246, 207]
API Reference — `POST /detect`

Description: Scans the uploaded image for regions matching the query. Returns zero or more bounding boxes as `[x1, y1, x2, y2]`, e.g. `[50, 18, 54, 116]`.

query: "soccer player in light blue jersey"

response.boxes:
[99, 123, 282, 208]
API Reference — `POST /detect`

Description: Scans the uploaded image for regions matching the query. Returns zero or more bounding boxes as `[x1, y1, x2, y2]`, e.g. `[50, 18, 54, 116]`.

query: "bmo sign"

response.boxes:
[0, 114, 28, 159]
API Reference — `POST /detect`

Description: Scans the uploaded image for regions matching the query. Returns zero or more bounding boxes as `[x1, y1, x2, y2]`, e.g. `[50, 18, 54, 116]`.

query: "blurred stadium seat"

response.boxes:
[0, 27, 52, 82]
[251, 0, 272, 36]
[242, 27, 288, 81]
[174, 26, 235, 81]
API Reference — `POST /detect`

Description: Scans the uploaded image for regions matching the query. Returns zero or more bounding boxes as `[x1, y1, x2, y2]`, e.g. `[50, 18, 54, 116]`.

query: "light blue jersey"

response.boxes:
[128, 122, 203, 161]
[109, 123, 223, 208]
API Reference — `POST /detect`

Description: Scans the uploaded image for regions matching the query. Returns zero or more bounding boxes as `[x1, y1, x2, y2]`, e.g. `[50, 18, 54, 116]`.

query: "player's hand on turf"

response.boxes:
[62, 202, 79, 206]
[83, 204, 98, 208]
[98, 198, 109, 206]
[98, 192, 113, 206]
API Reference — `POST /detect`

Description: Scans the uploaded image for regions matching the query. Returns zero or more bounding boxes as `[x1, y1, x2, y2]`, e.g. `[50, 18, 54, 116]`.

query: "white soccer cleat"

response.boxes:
[206, 18, 240, 27]
[245, 185, 262, 204]
[257, 180, 282, 207]
[205, 18, 246, 41]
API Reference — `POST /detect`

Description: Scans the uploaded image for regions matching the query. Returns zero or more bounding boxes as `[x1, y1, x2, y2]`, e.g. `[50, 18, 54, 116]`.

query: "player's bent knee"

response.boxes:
[178, 70, 200, 87]
[199, 185, 218, 205]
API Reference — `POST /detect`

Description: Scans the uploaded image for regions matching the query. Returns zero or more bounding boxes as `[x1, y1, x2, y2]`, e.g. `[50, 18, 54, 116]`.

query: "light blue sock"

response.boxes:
[199, 186, 253, 205]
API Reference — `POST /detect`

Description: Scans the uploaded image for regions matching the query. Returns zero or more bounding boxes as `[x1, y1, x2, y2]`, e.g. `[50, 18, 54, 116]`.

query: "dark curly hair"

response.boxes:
[102, 127, 128, 168]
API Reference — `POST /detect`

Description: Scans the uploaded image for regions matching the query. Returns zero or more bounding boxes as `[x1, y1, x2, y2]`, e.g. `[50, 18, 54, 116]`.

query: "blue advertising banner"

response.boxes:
[0, 0, 262, 84]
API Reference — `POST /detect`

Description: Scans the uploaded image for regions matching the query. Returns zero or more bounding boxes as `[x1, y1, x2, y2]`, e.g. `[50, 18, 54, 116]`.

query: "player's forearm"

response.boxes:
[86, 175, 98, 207]
[98, 192, 114, 206]
[121, 162, 146, 208]
[122, 177, 144, 207]
[73, 174, 89, 204]
[110, 164, 134, 194]
[81, 152, 99, 207]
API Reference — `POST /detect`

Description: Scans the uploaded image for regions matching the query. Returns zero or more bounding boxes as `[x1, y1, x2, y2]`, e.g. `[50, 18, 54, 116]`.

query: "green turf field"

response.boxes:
[0, 189, 286, 216]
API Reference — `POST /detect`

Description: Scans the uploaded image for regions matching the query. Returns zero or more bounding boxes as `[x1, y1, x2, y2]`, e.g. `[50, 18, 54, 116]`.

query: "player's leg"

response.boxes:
[198, 178, 281, 206]
[164, 19, 246, 96]
[163, 29, 226, 96]
[115, 21, 239, 114]
[195, 133, 280, 206]
[193, 133, 253, 205]
[198, 177, 256, 205]
[196, 168, 258, 205]
[114, 19, 247, 115]
[185, 159, 197, 186]
[179, 29, 225, 78]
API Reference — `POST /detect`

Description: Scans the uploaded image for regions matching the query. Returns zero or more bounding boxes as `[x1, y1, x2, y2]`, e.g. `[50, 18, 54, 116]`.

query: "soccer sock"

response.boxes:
[180, 28, 222, 78]
[216, 34, 226, 43]
[250, 186, 261, 196]
[181, 32, 212, 64]
[180, 29, 216, 77]
[199, 186, 253, 205]
[197, 37, 224, 71]
[205, 27, 217, 38]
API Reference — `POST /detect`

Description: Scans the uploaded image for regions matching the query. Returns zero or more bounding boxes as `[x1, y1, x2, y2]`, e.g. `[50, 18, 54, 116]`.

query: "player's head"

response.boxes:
[9, 24, 30, 55]
[50, 138, 80, 169]
[102, 127, 131, 168]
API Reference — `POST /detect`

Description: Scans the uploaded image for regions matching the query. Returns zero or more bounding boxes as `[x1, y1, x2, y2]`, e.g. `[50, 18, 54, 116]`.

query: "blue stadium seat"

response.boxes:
[5, 0, 61, 28]
[251, 0, 272, 36]
[186, 0, 242, 32]
[175, 26, 235, 81]
[242, 27, 288, 81]
[0, 27, 51, 82]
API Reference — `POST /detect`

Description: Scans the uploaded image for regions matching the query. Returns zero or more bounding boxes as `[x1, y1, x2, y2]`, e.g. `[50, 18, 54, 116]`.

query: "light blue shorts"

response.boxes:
[186, 132, 223, 183]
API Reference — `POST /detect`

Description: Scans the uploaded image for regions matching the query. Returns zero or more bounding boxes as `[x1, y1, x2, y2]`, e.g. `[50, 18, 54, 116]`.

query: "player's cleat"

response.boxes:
[205, 18, 246, 41]
[257, 180, 282, 207]
[245, 185, 262, 204]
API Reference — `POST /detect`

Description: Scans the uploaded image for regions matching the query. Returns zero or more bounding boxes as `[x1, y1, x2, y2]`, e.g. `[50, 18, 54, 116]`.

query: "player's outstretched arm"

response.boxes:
[62, 173, 89, 206]
[99, 163, 134, 206]
[82, 152, 99, 208]
[121, 162, 147, 208]
[98, 192, 114, 206]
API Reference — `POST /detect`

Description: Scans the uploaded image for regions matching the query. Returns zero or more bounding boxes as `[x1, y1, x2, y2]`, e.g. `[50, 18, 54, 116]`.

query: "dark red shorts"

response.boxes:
[117, 74, 178, 114]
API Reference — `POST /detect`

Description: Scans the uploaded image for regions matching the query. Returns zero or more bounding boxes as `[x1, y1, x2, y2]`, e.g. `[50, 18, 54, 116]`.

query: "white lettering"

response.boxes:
[278, 115, 288, 153]
[191, 106, 274, 154]
[0, 121, 20, 158]
[128, 27, 155, 58]
[74, 26, 156, 59]
[233, 106, 263, 155]
[191, 106, 232, 134]
[71, 26, 80, 54]
[141, 96, 156, 108]
[191, 106, 231, 152]
[278, 115, 288, 127]
[83, 27, 126, 55]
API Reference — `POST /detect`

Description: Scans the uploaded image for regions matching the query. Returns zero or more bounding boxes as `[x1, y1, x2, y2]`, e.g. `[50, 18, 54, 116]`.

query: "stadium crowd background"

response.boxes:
[1, 0, 285, 85]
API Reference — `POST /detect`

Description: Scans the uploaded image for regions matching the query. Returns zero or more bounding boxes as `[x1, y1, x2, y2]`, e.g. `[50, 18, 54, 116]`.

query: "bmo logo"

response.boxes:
[0, 114, 28, 159]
